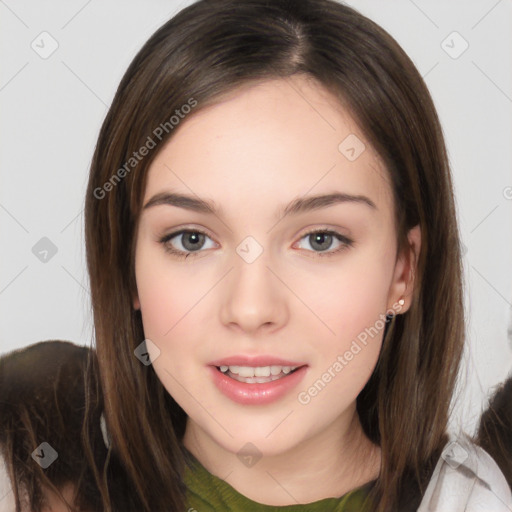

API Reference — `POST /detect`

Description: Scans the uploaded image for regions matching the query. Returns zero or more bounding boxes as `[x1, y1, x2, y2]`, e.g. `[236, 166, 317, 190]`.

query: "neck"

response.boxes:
[182, 407, 381, 506]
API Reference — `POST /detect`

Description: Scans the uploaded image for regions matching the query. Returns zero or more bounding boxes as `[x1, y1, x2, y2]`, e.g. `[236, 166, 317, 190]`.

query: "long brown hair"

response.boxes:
[83, 0, 466, 510]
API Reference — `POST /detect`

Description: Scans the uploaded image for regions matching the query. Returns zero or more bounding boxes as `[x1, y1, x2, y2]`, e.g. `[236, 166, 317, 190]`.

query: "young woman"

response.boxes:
[2, 0, 511, 511]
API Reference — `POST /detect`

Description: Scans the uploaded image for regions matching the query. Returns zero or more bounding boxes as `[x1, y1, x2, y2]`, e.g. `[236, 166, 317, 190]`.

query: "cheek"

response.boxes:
[134, 245, 217, 395]
[296, 273, 386, 413]
[298, 252, 393, 341]
[293, 249, 393, 403]
[135, 245, 201, 339]
[135, 253, 205, 402]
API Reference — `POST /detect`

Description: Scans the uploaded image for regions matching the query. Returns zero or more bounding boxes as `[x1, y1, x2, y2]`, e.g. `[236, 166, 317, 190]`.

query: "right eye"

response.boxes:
[159, 229, 217, 259]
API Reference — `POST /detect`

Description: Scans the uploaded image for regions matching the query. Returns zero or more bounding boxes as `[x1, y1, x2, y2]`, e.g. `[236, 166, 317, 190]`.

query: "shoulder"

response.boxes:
[417, 432, 512, 512]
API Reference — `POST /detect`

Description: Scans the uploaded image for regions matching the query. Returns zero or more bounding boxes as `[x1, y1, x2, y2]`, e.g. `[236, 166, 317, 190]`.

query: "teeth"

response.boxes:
[218, 365, 298, 377]
[230, 365, 297, 376]
[254, 366, 270, 377]
[270, 366, 282, 376]
[230, 374, 283, 383]
[238, 366, 256, 377]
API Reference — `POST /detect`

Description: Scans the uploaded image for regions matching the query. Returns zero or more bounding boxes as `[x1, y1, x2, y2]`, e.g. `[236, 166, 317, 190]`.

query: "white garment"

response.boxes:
[417, 432, 512, 512]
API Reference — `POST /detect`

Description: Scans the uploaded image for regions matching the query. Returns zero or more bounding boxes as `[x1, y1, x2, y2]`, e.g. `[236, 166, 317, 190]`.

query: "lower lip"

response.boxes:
[208, 365, 308, 405]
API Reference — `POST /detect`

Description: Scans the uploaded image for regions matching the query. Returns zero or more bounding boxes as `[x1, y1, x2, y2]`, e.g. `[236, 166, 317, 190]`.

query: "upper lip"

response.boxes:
[209, 355, 307, 367]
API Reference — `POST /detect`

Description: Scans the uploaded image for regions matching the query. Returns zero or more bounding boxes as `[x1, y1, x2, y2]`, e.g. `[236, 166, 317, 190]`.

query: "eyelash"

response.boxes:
[159, 227, 354, 260]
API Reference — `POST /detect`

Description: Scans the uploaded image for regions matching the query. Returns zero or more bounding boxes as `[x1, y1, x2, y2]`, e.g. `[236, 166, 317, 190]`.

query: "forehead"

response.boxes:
[143, 76, 393, 221]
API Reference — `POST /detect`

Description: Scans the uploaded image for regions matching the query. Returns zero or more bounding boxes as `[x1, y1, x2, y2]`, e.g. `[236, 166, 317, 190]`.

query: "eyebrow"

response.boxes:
[142, 191, 377, 218]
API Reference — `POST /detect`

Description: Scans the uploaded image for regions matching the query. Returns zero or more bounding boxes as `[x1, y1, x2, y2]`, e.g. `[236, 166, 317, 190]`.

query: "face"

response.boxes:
[133, 75, 420, 459]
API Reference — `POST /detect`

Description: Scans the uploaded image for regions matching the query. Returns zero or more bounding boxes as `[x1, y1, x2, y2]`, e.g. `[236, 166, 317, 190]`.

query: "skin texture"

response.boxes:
[41, 484, 76, 512]
[133, 75, 421, 506]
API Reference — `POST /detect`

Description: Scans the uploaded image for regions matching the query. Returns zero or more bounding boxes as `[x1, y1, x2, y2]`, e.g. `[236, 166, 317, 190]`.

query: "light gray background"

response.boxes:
[1, 0, 511, 437]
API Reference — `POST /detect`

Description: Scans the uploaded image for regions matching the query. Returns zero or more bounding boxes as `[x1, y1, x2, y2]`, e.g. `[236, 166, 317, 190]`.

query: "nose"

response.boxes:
[219, 250, 289, 335]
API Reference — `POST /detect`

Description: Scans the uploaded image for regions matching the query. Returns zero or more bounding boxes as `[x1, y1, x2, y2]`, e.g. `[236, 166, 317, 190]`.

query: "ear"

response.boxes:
[387, 224, 421, 314]
[133, 291, 140, 310]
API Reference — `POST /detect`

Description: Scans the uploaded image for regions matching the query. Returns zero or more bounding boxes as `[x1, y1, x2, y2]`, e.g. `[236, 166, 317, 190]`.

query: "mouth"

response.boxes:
[209, 362, 309, 405]
[214, 364, 305, 384]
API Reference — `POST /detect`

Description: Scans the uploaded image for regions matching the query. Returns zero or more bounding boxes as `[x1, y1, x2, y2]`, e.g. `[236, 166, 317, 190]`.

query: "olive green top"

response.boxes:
[183, 449, 376, 511]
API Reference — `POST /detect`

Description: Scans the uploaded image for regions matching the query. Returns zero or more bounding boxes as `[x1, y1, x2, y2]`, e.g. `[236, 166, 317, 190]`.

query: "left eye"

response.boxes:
[295, 229, 353, 256]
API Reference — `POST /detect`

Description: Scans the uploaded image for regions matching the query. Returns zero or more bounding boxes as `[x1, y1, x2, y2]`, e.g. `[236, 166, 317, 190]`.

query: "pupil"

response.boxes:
[183, 232, 204, 251]
[311, 233, 332, 251]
